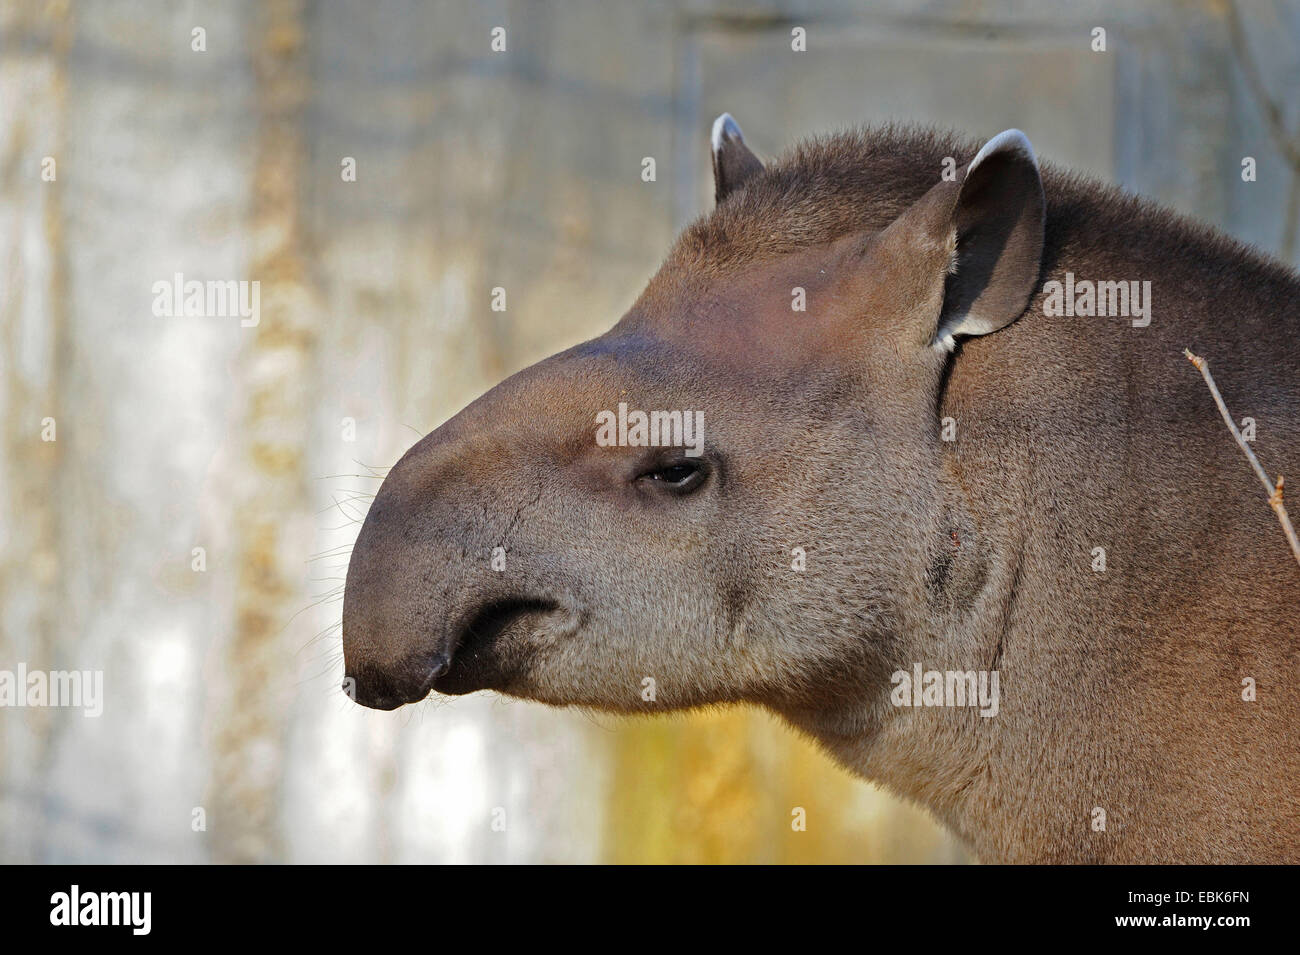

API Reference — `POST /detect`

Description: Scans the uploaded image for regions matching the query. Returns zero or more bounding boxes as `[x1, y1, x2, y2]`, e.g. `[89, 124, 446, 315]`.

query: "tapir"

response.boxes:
[342, 115, 1300, 863]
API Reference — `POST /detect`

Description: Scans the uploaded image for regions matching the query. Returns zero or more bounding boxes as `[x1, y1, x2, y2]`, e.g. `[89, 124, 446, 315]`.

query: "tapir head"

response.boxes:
[342, 118, 1044, 717]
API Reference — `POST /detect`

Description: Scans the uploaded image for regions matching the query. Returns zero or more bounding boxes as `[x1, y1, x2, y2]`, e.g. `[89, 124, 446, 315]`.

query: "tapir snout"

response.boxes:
[341, 443, 459, 709]
[342, 354, 613, 709]
[341, 415, 524, 708]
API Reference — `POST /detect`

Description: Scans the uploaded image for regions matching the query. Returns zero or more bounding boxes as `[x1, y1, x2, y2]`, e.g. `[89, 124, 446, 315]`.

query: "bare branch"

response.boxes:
[1184, 348, 1300, 567]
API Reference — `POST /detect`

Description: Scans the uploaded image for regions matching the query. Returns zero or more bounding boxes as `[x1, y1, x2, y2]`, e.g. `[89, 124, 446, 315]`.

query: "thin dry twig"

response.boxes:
[1184, 348, 1300, 568]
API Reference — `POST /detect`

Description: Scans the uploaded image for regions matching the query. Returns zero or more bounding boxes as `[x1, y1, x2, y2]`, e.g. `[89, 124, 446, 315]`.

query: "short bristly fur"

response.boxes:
[344, 121, 1300, 863]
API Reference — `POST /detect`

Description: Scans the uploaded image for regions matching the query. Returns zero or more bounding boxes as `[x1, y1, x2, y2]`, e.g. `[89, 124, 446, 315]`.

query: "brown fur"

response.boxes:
[343, 123, 1300, 863]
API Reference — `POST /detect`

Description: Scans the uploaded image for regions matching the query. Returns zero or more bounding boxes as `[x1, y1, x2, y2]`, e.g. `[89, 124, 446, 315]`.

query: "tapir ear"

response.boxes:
[711, 113, 764, 204]
[888, 129, 1045, 350]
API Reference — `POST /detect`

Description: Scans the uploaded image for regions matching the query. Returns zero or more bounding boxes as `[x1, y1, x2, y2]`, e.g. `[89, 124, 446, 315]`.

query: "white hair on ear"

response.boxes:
[711, 113, 744, 153]
[968, 128, 1038, 175]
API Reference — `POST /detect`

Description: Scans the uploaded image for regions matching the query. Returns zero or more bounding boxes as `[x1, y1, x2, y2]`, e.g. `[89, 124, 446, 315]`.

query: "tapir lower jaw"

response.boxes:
[428, 596, 563, 697]
[343, 592, 570, 708]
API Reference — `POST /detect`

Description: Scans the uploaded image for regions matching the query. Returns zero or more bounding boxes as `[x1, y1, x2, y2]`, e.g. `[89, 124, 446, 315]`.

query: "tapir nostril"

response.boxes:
[343, 648, 454, 710]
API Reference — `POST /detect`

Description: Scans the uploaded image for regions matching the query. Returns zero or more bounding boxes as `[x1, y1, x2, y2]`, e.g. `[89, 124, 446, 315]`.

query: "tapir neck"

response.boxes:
[787, 264, 1300, 861]
[774, 470, 1056, 862]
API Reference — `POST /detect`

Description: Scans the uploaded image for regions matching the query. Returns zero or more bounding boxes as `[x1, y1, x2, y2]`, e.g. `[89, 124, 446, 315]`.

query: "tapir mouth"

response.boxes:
[431, 596, 562, 696]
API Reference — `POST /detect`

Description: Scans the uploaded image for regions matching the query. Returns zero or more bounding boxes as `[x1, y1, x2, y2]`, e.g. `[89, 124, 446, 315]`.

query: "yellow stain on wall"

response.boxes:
[603, 708, 970, 864]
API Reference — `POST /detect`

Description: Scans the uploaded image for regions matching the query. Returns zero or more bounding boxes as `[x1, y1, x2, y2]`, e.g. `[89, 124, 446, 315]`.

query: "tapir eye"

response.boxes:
[639, 460, 707, 494]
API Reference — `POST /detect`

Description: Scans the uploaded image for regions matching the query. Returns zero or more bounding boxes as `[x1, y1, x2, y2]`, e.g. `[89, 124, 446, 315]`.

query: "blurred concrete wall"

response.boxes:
[1, 0, 1297, 863]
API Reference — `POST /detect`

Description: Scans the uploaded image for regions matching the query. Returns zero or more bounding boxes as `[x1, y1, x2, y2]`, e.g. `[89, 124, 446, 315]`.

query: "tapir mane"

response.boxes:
[663, 123, 1300, 307]
[668, 124, 976, 275]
